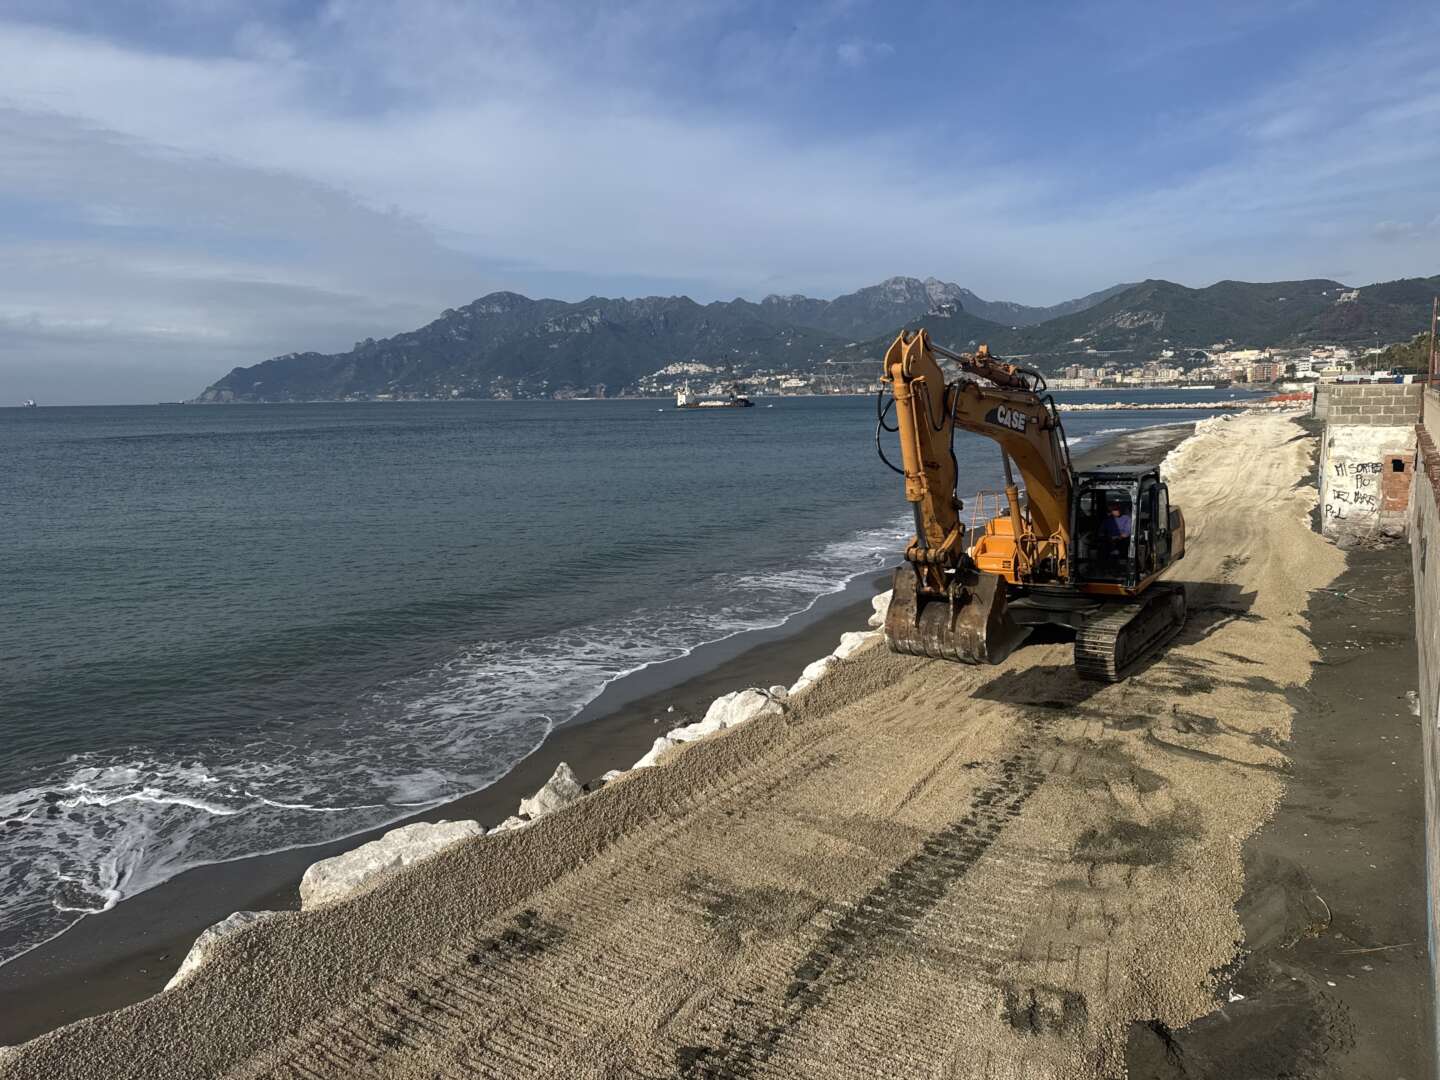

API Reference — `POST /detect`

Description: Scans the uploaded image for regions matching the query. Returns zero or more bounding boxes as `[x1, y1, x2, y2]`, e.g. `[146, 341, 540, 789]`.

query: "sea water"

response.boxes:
[0, 389, 1258, 963]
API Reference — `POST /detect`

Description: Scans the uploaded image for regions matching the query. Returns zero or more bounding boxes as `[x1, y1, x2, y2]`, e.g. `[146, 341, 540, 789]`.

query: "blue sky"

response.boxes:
[2, 0, 1438, 402]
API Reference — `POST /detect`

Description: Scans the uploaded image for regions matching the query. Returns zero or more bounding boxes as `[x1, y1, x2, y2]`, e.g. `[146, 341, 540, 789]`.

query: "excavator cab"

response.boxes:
[1071, 467, 1183, 589]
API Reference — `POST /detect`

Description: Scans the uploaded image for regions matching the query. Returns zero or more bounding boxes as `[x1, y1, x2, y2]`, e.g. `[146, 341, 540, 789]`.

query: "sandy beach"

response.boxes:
[4, 412, 1386, 1077]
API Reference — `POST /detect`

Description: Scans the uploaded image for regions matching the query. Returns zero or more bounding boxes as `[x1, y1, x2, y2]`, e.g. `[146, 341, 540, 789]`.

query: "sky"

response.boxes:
[2, 0, 1439, 403]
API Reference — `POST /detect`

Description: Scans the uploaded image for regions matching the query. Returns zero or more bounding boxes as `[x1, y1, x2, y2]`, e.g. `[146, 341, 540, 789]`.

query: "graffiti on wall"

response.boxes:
[1323, 459, 1382, 526]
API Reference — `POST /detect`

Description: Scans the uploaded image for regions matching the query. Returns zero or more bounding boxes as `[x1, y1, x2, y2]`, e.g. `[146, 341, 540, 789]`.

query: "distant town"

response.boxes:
[606, 341, 1404, 404]
[260, 328, 1432, 404]
[319, 339, 1416, 404]
[1043, 342, 1387, 390]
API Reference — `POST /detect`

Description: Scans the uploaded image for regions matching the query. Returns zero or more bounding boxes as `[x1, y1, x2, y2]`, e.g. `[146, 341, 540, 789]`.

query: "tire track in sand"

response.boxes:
[670, 716, 1048, 1079]
[237, 664, 1030, 1080]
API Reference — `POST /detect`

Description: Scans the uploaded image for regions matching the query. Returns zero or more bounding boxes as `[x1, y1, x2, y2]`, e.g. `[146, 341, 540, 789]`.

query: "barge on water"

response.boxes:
[675, 384, 754, 409]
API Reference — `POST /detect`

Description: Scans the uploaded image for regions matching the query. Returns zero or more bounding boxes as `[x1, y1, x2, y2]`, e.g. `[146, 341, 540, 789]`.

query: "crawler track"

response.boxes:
[1074, 583, 1188, 682]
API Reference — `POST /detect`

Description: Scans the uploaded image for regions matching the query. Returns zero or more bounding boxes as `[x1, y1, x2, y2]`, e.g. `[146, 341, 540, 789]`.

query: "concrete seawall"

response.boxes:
[1410, 386, 1440, 1058]
[1314, 382, 1440, 1058]
[1314, 381, 1424, 424]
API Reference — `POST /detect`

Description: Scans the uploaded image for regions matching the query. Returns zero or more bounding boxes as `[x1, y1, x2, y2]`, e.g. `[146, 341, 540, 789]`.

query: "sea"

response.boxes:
[0, 387, 1261, 965]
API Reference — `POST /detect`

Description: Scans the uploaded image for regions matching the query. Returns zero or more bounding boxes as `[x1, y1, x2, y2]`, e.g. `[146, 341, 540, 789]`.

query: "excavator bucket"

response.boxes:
[884, 565, 1031, 665]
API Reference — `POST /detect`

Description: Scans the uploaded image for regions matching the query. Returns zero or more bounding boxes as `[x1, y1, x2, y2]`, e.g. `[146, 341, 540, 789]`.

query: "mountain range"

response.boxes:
[195, 273, 1440, 402]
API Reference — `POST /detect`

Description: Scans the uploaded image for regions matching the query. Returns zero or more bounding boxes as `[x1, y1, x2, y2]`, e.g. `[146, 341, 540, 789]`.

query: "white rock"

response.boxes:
[700, 688, 783, 730]
[517, 762, 584, 820]
[833, 630, 880, 660]
[493, 815, 529, 832]
[668, 714, 728, 743]
[300, 820, 483, 909]
[631, 688, 787, 771]
[633, 735, 677, 769]
[868, 589, 893, 628]
[600, 769, 626, 784]
[787, 629, 879, 699]
[166, 910, 280, 990]
[802, 656, 833, 682]
[789, 656, 833, 697]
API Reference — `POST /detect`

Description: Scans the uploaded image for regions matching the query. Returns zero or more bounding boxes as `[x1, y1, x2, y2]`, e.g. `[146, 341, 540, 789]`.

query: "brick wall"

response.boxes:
[1384, 451, 1419, 512]
[1314, 382, 1422, 424]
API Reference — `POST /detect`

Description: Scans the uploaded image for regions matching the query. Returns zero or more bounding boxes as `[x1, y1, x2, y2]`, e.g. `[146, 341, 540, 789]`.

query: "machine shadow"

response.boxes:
[970, 581, 1259, 709]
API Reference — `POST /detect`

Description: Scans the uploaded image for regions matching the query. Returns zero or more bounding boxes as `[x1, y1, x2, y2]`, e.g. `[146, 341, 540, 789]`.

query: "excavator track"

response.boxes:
[1073, 583, 1187, 682]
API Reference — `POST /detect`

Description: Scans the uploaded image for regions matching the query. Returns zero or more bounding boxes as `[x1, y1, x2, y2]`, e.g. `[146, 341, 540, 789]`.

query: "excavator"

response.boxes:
[876, 329, 1187, 681]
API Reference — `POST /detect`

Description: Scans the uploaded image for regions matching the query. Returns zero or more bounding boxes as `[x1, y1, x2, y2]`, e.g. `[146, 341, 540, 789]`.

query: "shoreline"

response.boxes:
[0, 418, 1198, 1047]
[0, 390, 1274, 409]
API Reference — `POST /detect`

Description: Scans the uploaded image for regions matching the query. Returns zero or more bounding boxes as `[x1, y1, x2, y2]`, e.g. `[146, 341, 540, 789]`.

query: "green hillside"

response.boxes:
[195, 273, 1440, 401]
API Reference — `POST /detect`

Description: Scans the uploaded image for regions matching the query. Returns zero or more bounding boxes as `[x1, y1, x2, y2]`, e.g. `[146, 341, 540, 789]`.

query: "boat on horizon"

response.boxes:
[22, 399, 36, 408]
[675, 383, 754, 409]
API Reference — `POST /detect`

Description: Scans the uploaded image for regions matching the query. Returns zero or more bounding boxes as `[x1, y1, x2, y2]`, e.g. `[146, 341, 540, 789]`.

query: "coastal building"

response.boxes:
[1213, 347, 1267, 366]
[1247, 360, 1281, 383]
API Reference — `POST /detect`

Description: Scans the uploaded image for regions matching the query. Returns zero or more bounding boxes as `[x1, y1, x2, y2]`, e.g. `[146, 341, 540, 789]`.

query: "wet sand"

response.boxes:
[4, 412, 1383, 1078]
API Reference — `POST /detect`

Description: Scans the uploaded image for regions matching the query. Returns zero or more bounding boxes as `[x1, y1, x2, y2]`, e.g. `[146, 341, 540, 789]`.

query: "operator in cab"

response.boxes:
[1103, 502, 1132, 559]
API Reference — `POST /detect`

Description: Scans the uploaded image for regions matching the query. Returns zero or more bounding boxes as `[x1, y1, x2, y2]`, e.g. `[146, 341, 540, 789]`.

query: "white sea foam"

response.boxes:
[0, 513, 913, 969]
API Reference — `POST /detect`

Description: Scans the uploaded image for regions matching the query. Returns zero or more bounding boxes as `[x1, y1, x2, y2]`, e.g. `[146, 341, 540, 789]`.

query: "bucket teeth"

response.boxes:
[883, 566, 1030, 665]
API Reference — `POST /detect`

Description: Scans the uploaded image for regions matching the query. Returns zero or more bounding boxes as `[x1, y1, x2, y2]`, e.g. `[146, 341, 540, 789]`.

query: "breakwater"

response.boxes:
[1056, 399, 1298, 412]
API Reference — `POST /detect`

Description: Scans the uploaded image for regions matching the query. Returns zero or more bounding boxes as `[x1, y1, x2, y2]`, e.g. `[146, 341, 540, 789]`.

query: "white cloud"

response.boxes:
[0, 104, 491, 402]
[835, 39, 893, 67]
[0, 5, 1438, 401]
[0, 13, 1066, 399]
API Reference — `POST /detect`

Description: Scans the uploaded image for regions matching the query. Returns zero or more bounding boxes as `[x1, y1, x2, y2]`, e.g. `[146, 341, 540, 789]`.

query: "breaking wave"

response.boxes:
[0, 516, 907, 968]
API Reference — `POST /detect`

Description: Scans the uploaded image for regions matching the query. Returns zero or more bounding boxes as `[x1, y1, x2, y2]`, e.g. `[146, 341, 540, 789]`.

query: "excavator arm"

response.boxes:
[879, 329, 1074, 664]
[882, 330, 1074, 578]
[881, 330, 964, 569]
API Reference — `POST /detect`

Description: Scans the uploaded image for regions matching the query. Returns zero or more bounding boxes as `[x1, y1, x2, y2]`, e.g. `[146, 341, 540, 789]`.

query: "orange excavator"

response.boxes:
[876, 329, 1187, 681]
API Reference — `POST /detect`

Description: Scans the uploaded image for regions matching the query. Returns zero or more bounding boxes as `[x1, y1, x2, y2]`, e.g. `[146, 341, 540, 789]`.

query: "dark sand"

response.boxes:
[0, 420, 1196, 1048]
[1128, 526, 1434, 1077]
